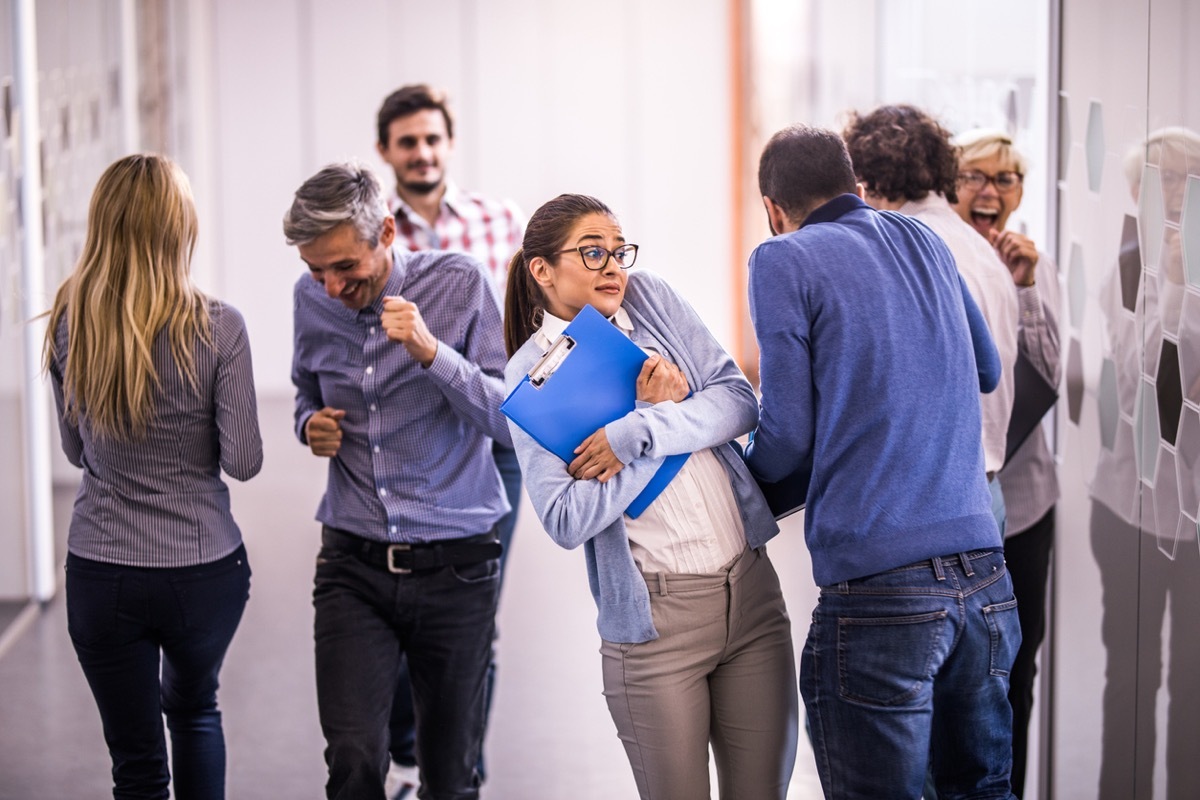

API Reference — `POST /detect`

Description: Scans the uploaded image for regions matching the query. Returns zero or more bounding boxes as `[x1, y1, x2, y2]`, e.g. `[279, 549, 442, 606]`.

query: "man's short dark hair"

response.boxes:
[758, 125, 857, 224]
[376, 84, 455, 146]
[843, 105, 960, 204]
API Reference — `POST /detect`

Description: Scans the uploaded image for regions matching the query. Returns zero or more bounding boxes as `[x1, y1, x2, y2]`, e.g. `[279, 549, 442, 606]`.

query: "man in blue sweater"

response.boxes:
[745, 125, 1020, 799]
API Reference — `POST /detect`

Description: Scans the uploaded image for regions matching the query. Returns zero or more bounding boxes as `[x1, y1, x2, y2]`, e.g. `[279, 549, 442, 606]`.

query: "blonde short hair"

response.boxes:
[953, 129, 1029, 175]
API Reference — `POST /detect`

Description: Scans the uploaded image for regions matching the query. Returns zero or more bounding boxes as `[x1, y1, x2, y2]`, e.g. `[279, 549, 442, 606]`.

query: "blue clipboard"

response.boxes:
[501, 304, 690, 518]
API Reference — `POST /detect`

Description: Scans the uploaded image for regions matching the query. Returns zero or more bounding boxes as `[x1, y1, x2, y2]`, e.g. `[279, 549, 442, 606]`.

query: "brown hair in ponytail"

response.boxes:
[503, 193, 615, 357]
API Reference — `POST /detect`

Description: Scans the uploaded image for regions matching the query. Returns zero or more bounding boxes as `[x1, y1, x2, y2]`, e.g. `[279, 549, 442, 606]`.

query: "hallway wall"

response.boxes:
[0, 0, 129, 599]
[0, 0, 737, 599]
[203, 0, 738, 397]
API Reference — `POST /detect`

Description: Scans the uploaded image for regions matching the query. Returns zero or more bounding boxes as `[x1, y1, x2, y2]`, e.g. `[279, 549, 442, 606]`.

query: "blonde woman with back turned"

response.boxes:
[43, 154, 262, 800]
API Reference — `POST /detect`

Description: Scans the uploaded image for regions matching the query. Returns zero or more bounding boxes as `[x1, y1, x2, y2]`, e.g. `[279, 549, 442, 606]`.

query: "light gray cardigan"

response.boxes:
[504, 271, 780, 643]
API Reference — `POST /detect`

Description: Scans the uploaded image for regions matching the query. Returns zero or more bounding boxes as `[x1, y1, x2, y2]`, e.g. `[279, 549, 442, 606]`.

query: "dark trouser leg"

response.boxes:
[1003, 510, 1054, 798]
[66, 554, 171, 800]
[390, 444, 519, 778]
[160, 547, 252, 800]
[406, 558, 500, 800]
[313, 548, 404, 800]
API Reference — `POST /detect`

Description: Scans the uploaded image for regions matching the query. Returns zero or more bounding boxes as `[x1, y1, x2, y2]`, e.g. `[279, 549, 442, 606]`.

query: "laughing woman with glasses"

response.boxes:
[503, 194, 798, 799]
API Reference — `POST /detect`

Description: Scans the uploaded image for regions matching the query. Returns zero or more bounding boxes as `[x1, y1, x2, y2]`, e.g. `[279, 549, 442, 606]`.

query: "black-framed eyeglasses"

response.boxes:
[556, 243, 639, 271]
[958, 170, 1024, 194]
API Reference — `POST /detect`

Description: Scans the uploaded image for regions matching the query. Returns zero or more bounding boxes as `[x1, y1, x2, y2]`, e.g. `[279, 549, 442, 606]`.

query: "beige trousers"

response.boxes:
[601, 546, 799, 799]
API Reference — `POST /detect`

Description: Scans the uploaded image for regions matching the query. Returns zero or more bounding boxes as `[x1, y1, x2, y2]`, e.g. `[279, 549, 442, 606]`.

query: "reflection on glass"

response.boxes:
[1139, 166, 1165, 271]
[1180, 291, 1200, 405]
[1059, 93, 1071, 182]
[1087, 101, 1106, 192]
[1099, 357, 1120, 450]
[1068, 241, 1087, 327]
[1067, 337, 1084, 424]
[1135, 378, 1162, 484]
[1184, 177, 1200, 288]
[1091, 127, 1200, 800]
[1157, 339, 1182, 445]
[1153, 445, 1182, 558]
[1178, 405, 1200, 521]
[1118, 215, 1141, 312]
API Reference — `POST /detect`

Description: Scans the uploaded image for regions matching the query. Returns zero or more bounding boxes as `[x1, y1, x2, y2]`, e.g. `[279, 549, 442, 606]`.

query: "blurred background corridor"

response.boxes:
[2, 1, 1198, 798]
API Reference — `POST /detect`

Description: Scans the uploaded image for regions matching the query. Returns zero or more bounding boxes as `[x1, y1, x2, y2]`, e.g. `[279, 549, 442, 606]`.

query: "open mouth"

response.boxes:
[969, 208, 1000, 233]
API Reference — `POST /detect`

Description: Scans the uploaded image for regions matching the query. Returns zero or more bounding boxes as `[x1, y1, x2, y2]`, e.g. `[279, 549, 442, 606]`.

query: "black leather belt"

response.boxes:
[321, 526, 501, 575]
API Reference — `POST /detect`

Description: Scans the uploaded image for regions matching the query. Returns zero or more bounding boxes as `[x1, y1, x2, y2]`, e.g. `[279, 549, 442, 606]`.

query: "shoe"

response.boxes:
[385, 760, 420, 800]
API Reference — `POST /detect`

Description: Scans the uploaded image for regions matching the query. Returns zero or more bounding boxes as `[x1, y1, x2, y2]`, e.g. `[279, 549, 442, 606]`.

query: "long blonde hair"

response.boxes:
[43, 153, 210, 440]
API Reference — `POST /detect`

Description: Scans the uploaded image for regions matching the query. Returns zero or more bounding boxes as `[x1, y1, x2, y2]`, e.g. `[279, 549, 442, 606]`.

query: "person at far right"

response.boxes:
[951, 129, 1062, 799]
[744, 124, 1020, 800]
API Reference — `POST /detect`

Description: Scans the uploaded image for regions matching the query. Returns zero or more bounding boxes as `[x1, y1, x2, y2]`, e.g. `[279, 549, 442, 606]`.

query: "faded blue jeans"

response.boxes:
[66, 545, 251, 800]
[801, 549, 1020, 800]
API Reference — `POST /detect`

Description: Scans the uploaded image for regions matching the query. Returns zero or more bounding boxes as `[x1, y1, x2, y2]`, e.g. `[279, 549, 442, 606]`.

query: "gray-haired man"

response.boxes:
[284, 162, 511, 800]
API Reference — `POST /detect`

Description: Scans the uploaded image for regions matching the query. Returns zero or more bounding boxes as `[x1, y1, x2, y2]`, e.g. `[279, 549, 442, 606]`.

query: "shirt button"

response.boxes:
[370, 404, 377, 412]
[366, 365, 374, 375]
[379, 488, 388, 497]
[390, 525, 397, 534]
[373, 445, 380, 453]
[369, 327, 376, 335]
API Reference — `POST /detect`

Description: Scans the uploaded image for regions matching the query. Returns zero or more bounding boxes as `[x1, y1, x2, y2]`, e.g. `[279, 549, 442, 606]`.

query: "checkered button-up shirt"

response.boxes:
[389, 181, 525, 297]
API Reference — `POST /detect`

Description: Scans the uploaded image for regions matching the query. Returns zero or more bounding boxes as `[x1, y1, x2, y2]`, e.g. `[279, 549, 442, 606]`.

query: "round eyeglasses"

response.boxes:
[555, 243, 639, 271]
[958, 170, 1024, 194]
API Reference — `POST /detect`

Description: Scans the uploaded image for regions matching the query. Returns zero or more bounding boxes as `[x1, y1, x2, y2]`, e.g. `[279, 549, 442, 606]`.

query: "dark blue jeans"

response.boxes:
[389, 442, 521, 776]
[314, 533, 500, 800]
[65, 545, 251, 800]
[801, 549, 1020, 800]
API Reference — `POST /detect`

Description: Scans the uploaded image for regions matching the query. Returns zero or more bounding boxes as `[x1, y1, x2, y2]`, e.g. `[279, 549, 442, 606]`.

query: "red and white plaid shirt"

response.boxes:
[388, 181, 525, 297]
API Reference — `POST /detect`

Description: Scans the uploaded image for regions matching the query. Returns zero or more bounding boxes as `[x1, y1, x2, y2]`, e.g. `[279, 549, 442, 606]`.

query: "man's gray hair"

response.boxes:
[283, 162, 390, 247]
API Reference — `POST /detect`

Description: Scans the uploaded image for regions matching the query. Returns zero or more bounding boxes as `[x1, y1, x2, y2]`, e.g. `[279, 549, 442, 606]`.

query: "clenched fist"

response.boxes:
[305, 407, 346, 457]
[381, 295, 439, 367]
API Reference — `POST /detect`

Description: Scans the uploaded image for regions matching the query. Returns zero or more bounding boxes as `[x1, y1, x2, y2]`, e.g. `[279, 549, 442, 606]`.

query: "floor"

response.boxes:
[0, 601, 24, 636]
[0, 396, 825, 799]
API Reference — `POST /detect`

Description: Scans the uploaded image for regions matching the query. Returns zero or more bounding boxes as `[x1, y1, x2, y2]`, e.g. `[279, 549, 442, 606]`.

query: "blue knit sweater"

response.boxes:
[745, 194, 1002, 586]
[505, 271, 779, 643]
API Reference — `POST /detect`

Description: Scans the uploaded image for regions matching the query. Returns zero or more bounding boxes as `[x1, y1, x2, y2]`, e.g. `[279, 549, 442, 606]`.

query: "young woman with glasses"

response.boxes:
[43, 154, 262, 799]
[503, 194, 798, 799]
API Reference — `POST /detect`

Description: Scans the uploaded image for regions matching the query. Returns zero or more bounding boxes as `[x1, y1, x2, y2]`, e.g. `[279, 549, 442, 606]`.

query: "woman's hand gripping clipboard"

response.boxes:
[500, 304, 690, 518]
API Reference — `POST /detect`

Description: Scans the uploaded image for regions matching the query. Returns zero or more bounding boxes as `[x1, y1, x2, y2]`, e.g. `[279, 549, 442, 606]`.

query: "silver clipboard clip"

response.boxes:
[527, 334, 576, 388]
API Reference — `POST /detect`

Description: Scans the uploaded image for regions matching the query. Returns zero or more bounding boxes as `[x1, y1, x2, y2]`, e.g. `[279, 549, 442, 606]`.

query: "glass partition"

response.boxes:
[737, 0, 1053, 375]
[1054, 0, 1200, 796]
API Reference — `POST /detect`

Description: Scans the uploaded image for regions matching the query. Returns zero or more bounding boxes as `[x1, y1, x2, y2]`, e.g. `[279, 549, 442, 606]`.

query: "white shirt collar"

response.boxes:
[532, 306, 634, 351]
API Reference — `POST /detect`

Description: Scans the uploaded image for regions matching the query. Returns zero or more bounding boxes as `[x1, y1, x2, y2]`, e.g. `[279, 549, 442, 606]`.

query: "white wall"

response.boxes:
[0, 0, 735, 600]
[0, 0, 127, 599]
[203, 0, 735, 397]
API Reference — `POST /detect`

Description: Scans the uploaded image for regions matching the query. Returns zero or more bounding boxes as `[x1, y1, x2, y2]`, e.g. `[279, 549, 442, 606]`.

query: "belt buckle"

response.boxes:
[387, 543, 412, 574]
